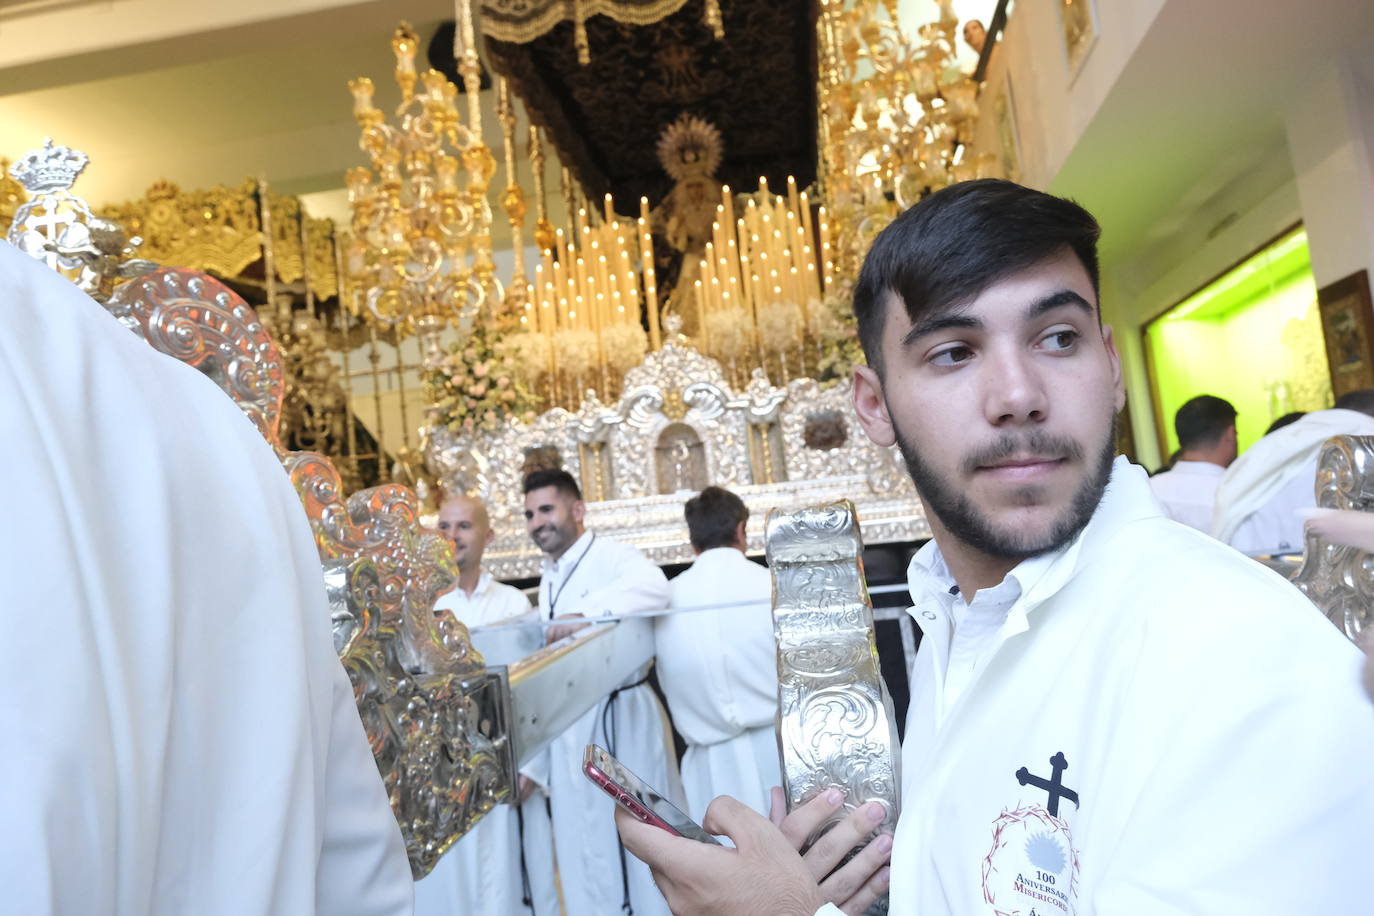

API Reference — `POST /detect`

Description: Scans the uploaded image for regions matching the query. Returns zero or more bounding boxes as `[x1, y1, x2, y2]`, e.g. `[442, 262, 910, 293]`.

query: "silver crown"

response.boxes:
[9, 138, 89, 194]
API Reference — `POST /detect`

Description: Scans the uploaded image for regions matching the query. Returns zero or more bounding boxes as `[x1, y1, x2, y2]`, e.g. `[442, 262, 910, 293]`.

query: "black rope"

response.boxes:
[515, 798, 534, 910]
[599, 673, 650, 916]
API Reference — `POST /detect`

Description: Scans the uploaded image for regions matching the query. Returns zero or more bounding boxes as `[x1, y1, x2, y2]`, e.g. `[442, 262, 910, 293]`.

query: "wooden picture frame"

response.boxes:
[1317, 270, 1374, 400]
[1060, 0, 1100, 78]
[992, 76, 1022, 183]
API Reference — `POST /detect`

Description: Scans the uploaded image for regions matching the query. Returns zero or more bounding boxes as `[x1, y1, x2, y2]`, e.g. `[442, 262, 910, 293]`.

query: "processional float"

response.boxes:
[5, 137, 904, 888]
[0, 1, 1074, 901]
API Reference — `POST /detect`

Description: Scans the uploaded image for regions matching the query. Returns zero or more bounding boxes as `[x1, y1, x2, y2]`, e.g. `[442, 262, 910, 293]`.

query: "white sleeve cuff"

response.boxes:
[815, 905, 846, 916]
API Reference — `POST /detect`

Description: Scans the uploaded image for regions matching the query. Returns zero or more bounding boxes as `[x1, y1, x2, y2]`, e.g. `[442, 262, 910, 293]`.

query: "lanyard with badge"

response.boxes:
[544, 533, 595, 617]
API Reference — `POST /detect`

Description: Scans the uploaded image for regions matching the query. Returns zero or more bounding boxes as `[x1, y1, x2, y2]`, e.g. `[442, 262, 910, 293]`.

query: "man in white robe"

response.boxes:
[657, 486, 780, 821]
[0, 240, 413, 914]
[415, 495, 559, 916]
[522, 468, 678, 916]
[614, 180, 1374, 916]
[1147, 394, 1236, 532]
[1213, 391, 1374, 553]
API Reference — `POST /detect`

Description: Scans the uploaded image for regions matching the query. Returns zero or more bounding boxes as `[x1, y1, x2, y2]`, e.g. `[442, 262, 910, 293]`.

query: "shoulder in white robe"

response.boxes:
[1147, 459, 1224, 534]
[658, 547, 781, 820]
[1212, 408, 1374, 550]
[0, 241, 412, 915]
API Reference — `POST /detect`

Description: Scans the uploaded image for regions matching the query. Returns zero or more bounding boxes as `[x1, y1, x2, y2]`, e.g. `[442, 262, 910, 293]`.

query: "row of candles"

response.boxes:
[690, 175, 832, 357]
[524, 194, 662, 353]
[514, 176, 832, 382]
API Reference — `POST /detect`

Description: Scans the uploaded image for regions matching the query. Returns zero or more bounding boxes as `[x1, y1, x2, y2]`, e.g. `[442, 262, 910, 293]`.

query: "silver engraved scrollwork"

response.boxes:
[1291, 434, 1374, 643]
[102, 267, 509, 879]
[767, 500, 900, 910]
[428, 338, 927, 579]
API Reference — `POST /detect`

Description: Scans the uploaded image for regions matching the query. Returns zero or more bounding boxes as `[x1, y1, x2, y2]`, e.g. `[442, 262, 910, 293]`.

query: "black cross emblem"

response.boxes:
[1015, 751, 1080, 817]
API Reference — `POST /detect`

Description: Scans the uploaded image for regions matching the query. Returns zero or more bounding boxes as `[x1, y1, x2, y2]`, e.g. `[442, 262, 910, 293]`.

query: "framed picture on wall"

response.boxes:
[992, 77, 1022, 183]
[1317, 269, 1374, 400]
[1060, 0, 1100, 77]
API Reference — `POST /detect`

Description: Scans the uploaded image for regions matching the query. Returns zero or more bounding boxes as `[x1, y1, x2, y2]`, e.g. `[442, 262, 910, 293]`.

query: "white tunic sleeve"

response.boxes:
[0, 241, 411, 915]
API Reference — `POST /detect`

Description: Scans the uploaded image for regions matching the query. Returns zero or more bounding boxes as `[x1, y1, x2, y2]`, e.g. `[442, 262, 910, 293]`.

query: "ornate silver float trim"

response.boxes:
[1292, 434, 1374, 643]
[429, 339, 928, 579]
[103, 266, 507, 879]
[767, 500, 900, 890]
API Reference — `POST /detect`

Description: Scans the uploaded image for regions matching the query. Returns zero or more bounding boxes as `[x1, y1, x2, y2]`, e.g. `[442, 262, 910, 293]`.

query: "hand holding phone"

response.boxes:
[584, 743, 722, 845]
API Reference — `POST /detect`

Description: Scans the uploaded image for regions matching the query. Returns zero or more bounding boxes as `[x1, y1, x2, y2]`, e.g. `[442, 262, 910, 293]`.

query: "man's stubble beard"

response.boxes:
[893, 410, 1117, 561]
[533, 517, 577, 557]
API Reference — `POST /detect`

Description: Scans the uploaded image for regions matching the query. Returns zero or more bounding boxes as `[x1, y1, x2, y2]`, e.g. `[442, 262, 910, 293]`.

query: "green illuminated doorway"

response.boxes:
[1143, 226, 1331, 461]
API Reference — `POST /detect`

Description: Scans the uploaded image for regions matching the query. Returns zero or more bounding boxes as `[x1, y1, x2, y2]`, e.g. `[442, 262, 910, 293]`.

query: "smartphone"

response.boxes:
[583, 744, 723, 845]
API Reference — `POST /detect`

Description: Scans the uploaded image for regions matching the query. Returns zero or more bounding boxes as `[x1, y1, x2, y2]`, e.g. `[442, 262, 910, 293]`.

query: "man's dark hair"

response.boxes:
[852, 179, 1101, 373]
[1334, 388, 1374, 418]
[522, 468, 582, 500]
[1174, 395, 1237, 450]
[683, 486, 749, 552]
[1265, 411, 1306, 435]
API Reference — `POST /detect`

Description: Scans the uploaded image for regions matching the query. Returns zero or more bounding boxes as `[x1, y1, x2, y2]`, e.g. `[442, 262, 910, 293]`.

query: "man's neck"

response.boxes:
[547, 527, 588, 563]
[925, 514, 1017, 598]
[457, 564, 482, 597]
[937, 540, 1018, 599]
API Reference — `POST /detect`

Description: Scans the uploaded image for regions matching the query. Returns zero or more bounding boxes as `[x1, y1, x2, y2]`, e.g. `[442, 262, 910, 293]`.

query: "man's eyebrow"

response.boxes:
[1027, 289, 1093, 319]
[900, 311, 981, 348]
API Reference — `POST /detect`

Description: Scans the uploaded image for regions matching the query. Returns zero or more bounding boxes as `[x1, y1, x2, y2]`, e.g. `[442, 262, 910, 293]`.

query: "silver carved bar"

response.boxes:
[767, 499, 901, 907]
[1291, 434, 1374, 642]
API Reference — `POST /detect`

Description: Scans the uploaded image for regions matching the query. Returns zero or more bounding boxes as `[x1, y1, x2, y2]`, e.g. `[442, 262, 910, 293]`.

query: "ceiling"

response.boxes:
[485, 0, 818, 214]
[0, 0, 566, 248]
[1050, 0, 1374, 285]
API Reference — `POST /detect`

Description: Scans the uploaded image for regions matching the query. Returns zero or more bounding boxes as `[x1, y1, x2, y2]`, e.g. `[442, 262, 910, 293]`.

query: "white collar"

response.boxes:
[1165, 459, 1226, 476]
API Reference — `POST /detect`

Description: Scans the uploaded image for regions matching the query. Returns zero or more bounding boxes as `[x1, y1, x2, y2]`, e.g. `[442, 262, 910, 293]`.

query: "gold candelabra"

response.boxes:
[344, 16, 499, 366]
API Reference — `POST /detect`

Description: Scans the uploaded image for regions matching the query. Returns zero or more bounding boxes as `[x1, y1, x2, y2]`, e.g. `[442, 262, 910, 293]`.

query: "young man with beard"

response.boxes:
[522, 469, 679, 916]
[615, 180, 1374, 915]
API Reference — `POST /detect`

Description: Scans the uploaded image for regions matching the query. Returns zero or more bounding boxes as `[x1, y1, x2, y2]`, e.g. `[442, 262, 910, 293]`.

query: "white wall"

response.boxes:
[974, 0, 1166, 190]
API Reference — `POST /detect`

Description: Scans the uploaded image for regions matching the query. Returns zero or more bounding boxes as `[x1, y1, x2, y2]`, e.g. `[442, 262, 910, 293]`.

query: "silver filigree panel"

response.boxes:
[428, 342, 928, 579]
[1292, 434, 1374, 642]
[767, 500, 900, 907]
[102, 266, 508, 879]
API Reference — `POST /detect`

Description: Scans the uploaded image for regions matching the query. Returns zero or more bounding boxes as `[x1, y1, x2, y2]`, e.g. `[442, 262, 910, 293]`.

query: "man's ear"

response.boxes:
[734, 520, 748, 549]
[852, 364, 896, 448]
[573, 499, 586, 524]
[1102, 324, 1125, 413]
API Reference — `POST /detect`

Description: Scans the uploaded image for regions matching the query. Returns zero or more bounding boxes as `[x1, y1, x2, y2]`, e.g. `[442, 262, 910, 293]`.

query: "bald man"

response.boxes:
[434, 495, 533, 625]
[416, 495, 559, 916]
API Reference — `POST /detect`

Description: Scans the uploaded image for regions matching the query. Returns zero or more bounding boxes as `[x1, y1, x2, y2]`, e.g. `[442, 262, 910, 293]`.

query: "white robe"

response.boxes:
[658, 547, 781, 821]
[531, 531, 677, 916]
[818, 457, 1374, 916]
[1146, 459, 1224, 534]
[417, 572, 559, 916]
[0, 240, 412, 914]
[1212, 408, 1374, 551]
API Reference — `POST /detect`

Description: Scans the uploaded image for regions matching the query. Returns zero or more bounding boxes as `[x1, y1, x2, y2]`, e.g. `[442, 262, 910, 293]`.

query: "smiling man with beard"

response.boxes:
[521, 469, 679, 916]
[616, 180, 1374, 916]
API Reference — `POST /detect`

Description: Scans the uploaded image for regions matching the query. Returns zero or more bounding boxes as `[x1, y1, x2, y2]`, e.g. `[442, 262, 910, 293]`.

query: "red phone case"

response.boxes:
[584, 760, 684, 837]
